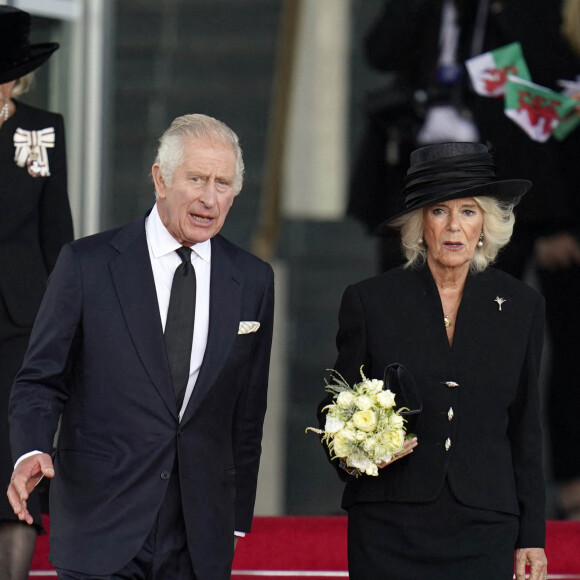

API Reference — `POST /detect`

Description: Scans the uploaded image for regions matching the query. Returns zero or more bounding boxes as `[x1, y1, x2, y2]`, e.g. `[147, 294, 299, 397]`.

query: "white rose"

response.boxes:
[336, 391, 355, 409]
[376, 389, 396, 408]
[348, 453, 372, 472]
[363, 436, 377, 454]
[352, 410, 377, 432]
[365, 463, 379, 476]
[366, 379, 384, 395]
[325, 415, 345, 434]
[376, 451, 393, 464]
[389, 414, 404, 429]
[356, 395, 373, 411]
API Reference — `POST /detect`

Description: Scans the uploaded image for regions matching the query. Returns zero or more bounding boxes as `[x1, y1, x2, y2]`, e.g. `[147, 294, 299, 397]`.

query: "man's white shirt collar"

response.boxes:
[147, 203, 211, 263]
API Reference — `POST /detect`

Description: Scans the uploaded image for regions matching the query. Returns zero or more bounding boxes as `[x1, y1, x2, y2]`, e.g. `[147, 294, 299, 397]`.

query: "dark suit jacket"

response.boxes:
[0, 100, 73, 328]
[9, 215, 274, 579]
[320, 265, 545, 549]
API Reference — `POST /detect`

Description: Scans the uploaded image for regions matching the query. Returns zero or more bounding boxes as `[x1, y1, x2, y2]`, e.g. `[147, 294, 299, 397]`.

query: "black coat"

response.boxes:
[0, 100, 73, 525]
[0, 100, 73, 327]
[9, 217, 274, 579]
[321, 265, 545, 549]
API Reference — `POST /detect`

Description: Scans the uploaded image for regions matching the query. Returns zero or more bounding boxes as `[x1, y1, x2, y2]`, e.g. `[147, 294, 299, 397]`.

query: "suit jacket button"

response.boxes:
[160, 471, 171, 480]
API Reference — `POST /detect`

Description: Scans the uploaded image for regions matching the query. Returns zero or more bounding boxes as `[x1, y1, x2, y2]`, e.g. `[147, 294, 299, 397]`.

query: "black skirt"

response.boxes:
[347, 479, 519, 580]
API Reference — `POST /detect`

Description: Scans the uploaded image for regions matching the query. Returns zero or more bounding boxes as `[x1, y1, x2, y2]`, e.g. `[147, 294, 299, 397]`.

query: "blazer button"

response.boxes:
[447, 407, 454, 421]
[160, 471, 171, 480]
[445, 438, 451, 451]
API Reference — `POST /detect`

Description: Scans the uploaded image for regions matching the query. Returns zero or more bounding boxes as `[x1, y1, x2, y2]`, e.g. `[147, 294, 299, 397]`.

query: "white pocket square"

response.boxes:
[238, 321, 260, 335]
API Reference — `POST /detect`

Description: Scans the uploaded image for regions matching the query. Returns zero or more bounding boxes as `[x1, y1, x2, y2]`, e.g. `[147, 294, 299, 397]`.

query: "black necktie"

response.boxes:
[164, 246, 196, 410]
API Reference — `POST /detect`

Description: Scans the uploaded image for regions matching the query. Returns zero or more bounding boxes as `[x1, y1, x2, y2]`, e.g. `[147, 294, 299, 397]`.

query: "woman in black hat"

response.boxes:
[319, 142, 547, 579]
[0, 6, 73, 578]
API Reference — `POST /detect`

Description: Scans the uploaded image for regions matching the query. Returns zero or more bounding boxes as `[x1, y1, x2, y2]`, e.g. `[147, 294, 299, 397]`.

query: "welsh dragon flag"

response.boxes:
[466, 42, 531, 97]
[504, 76, 579, 142]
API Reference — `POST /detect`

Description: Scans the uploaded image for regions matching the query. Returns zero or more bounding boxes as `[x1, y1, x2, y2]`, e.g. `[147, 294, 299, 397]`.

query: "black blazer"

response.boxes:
[0, 100, 73, 328]
[9, 215, 274, 579]
[321, 265, 545, 548]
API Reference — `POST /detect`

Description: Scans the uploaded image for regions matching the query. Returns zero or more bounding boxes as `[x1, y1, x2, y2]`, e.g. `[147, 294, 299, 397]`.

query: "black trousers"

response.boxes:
[56, 462, 196, 580]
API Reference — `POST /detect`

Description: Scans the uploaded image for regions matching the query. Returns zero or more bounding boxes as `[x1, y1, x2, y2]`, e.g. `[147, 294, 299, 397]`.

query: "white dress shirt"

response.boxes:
[146, 203, 210, 421]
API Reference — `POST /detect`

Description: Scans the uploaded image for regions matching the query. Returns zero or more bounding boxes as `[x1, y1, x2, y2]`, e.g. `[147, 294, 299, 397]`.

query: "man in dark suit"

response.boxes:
[7, 113, 275, 580]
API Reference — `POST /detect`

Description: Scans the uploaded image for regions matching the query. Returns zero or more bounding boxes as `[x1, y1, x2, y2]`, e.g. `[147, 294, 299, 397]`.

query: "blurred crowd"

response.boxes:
[348, 0, 580, 520]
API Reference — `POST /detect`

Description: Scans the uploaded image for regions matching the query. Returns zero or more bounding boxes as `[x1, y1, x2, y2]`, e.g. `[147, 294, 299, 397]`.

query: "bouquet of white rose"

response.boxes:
[307, 366, 412, 477]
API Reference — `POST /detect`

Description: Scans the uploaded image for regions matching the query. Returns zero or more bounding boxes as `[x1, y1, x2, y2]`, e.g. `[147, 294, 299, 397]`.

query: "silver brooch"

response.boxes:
[494, 296, 506, 311]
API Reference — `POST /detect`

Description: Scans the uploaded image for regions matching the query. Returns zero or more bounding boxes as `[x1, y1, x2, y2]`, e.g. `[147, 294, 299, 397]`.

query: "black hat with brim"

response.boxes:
[375, 142, 532, 235]
[0, 7, 59, 85]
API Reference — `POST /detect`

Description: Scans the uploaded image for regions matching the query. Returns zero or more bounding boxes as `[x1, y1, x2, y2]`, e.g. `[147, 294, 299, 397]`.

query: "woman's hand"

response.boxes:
[378, 437, 418, 469]
[515, 547, 547, 580]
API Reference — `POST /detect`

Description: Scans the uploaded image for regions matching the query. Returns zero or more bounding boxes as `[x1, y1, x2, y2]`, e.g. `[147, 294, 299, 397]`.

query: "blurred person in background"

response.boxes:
[0, 6, 73, 579]
[351, 0, 580, 519]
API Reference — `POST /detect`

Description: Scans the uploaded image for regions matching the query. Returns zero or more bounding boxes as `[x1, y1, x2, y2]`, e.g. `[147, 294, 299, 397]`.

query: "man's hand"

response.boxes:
[515, 547, 547, 580]
[6, 453, 54, 525]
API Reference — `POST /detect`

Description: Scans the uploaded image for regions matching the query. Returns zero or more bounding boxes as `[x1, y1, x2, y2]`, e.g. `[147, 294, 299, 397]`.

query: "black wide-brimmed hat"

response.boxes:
[376, 142, 532, 235]
[0, 6, 59, 85]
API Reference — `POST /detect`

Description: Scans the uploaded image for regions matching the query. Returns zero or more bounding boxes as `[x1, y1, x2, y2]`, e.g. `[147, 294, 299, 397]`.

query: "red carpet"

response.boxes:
[30, 516, 580, 578]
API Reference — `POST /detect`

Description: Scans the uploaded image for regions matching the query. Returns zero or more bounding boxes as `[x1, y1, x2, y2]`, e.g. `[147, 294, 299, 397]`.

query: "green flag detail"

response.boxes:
[504, 76, 578, 142]
[466, 42, 531, 97]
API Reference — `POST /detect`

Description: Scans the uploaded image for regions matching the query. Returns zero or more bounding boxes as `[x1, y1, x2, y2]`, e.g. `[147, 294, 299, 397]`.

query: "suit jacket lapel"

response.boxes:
[181, 236, 242, 426]
[109, 217, 177, 417]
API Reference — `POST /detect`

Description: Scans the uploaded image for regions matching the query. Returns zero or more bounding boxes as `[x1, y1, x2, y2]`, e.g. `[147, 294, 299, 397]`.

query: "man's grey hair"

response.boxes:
[154, 113, 245, 195]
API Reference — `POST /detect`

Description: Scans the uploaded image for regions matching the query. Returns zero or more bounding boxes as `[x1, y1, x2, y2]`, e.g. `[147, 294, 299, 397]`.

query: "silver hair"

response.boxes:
[153, 113, 244, 195]
[392, 196, 516, 273]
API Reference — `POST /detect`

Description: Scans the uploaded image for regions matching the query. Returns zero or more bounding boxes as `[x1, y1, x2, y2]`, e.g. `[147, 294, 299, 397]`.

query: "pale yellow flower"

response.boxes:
[352, 410, 377, 432]
[383, 428, 405, 451]
[389, 414, 404, 429]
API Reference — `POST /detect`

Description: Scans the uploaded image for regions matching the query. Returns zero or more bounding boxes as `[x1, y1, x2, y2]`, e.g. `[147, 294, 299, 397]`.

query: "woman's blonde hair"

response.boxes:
[391, 196, 516, 273]
[11, 72, 34, 97]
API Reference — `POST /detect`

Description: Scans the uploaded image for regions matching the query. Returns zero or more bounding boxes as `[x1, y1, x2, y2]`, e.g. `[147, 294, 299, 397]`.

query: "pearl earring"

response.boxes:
[477, 232, 484, 248]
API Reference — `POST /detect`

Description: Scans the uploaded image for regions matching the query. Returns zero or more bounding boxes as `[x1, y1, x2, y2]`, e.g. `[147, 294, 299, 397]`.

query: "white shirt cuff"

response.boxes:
[14, 450, 43, 470]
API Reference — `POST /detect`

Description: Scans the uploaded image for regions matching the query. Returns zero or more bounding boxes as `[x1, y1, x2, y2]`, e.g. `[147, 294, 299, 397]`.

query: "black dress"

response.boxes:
[320, 265, 545, 578]
[0, 100, 73, 527]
